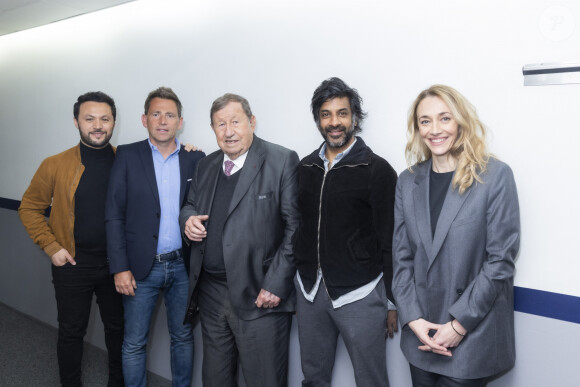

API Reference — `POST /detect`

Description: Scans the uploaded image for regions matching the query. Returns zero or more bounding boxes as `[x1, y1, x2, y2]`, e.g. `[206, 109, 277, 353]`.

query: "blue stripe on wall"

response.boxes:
[1, 197, 50, 217]
[514, 287, 580, 324]
[0, 197, 20, 211]
[1, 197, 579, 324]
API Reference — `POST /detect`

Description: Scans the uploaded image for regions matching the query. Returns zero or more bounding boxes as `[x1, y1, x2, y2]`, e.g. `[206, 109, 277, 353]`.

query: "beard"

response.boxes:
[320, 123, 355, 149]
[79, 130, 112, 149]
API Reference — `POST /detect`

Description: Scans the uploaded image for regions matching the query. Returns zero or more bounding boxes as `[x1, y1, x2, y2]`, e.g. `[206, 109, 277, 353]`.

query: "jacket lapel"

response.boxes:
[178, 145, 188, 204]
[228, 135, 264, 215]
[138, 140, 160, 206]
[428, 169, 473, 269]
[413, 161, 433, 258]
[202, 154, 222, 215]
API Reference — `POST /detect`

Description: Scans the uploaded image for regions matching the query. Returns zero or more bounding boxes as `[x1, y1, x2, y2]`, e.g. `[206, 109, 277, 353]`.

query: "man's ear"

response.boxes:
[73, 117, 79, 130]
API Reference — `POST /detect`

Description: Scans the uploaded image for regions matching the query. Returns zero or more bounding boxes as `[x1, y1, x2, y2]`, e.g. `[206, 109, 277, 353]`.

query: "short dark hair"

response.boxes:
[144, 87, 183, 117]
[210, 93, 253, 126]
[73, 91, 116, 121]
[311, 77, 367, 134]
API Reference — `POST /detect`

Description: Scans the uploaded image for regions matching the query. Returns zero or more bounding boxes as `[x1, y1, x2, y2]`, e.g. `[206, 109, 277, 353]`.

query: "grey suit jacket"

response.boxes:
[392, 157, 520, 379]
[179, 135, 299, 320]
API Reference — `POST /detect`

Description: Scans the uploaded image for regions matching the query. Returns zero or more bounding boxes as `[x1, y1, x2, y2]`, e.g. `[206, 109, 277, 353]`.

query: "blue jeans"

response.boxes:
[122, 257, 193, 387]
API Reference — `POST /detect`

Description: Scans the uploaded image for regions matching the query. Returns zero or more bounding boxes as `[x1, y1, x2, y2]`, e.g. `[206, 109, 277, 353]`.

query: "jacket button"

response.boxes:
[156, 213, 160, 218]
[456, 288, 464, 295]
[153, 235, 158, 240]
[200, 249, 204, 255]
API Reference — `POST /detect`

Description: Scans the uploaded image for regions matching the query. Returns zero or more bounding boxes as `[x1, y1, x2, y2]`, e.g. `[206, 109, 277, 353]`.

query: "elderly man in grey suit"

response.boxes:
[179, 93, 299, 387]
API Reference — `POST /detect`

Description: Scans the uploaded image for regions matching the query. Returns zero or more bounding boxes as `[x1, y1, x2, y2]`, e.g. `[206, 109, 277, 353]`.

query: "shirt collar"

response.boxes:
[222, 150, 249, 174]
[147, 138, 181, 156]
[318, 137, 357, 171]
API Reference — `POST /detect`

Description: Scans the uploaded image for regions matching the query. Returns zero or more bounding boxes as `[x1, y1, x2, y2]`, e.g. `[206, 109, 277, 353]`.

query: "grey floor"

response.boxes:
[0, 302, 170, 387]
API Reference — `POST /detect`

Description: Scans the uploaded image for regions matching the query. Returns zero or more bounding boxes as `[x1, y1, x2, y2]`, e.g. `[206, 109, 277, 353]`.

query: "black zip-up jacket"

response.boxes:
[293, 137, 397, 302]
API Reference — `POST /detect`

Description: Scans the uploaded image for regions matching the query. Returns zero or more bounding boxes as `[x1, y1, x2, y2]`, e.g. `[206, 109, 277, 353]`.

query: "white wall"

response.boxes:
[1, 0, 579, 385]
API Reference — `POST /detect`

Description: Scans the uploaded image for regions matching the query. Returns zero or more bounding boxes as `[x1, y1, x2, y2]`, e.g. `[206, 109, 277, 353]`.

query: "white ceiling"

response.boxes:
[0, 0, 136, 36]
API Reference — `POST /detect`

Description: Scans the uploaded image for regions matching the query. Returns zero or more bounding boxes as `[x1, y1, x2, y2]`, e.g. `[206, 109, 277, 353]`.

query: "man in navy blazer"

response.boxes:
[179, 93, 299, 387]
[106, 87, 204, 387]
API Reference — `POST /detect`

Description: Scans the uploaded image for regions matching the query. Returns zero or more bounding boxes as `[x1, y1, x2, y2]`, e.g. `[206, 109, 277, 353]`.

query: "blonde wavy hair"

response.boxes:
[406, 85, 490, 194]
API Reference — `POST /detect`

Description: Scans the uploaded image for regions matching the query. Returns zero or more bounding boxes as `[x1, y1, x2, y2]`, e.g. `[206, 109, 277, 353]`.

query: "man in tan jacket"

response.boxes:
[19, 91, 124, 387]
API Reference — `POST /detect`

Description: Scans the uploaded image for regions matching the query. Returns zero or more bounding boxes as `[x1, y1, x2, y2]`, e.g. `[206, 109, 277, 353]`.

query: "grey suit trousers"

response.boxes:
[198, 273, 292, 387]
[295, 277, 390, 387]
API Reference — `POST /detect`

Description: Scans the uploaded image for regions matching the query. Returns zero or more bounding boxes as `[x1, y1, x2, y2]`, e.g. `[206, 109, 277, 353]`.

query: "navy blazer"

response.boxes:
[106, 139, 205, 280]
[392, 158, 520, 379]
[179, 135, 299, 320]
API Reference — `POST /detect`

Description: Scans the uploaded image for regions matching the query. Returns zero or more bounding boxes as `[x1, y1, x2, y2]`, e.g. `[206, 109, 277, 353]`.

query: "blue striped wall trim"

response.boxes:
[1, 197, 579, 324]
[514, 286, 580, 324]
[0, 197, 50, 217]
[0, 197, 20, 211]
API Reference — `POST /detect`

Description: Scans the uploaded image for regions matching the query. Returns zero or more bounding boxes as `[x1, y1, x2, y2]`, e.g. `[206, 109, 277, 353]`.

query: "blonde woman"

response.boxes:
[392, 85, 520, 387]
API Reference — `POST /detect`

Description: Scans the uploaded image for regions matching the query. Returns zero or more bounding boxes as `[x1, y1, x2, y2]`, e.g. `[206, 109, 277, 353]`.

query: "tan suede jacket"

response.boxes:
[18, 143, 114, 258]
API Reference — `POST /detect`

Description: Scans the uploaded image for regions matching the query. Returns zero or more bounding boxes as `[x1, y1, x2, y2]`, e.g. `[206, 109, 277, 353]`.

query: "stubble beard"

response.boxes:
[79, 130, 111, 149]
[321, 123, 355, 149]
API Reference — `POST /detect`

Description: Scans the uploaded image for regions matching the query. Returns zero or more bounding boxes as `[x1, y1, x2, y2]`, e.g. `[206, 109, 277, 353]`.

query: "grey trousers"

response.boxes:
[199, 274, 292, 387]
[295, 278, 390, 387]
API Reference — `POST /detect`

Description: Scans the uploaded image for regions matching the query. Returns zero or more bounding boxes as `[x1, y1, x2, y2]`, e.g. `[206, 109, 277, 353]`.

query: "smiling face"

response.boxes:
[211, 101, 255, 160]
[142, 97, 183, 148]
[416, 95, 459, 171]
[318, 96, 356, 152]
[74, 101, 115, 149]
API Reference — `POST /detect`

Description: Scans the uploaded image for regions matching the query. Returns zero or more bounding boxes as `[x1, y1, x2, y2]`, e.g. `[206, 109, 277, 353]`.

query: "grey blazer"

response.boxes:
[179, 135, 299, 320]
[392, 158, 520, 379]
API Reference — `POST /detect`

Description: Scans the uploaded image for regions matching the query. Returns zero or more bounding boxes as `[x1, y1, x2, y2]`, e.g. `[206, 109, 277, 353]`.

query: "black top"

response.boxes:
[74, 142, 115, 259]
[203, 168, 241, 278]
[429, 169, 454, 237]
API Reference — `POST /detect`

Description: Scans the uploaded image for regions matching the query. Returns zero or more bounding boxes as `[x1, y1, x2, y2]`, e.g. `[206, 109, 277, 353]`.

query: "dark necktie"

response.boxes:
[224, 160, 235, 176]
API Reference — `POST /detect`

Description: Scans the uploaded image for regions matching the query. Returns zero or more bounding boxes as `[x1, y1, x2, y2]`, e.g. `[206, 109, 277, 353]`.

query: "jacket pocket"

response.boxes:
[255, 192, 273, 201]
[450, 216, 478, 229]
[347, 228, 376, 266]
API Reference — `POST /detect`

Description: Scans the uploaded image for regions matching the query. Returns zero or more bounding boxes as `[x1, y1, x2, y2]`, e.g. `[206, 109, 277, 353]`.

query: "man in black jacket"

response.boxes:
[293, 77, 398, 387]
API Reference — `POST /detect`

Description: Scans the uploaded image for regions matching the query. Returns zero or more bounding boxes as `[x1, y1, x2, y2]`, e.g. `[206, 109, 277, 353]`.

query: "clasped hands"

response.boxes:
[408, 318, 466, 357]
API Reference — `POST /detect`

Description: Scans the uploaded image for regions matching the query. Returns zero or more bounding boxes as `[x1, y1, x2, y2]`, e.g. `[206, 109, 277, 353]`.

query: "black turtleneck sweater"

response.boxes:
[429, 169, 454, 237]
[74, 142, 115, 259]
